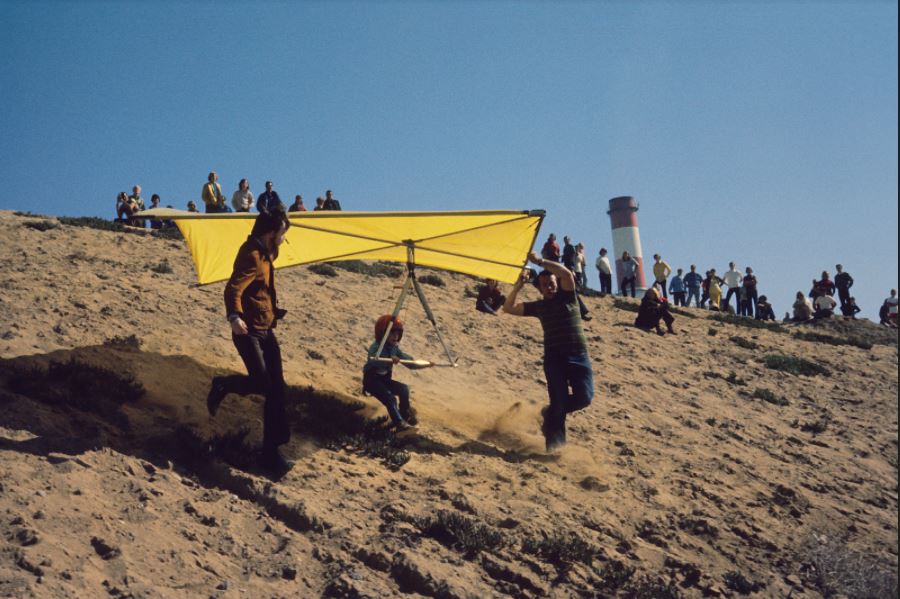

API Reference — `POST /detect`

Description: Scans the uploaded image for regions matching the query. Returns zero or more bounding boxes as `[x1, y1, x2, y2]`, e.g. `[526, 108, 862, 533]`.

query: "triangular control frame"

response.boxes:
[372, 242, 458, 368]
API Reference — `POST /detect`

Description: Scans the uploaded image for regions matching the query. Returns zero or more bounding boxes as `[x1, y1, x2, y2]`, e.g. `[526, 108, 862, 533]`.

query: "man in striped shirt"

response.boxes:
[503, 251, 594, 452]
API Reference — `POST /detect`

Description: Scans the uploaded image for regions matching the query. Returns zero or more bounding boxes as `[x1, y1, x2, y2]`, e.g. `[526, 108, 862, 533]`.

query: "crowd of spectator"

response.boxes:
[115, 172, 346, 227]
[487, 233, 897, 329]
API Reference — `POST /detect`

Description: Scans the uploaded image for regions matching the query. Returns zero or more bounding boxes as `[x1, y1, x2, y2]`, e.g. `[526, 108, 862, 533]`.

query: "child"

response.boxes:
[363, 315, 432, 430]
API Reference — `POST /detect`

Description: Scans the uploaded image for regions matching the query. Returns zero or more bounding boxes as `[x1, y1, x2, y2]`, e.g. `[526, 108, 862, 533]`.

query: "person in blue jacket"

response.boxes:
[669, 268, 687, 306]
[683, 265, 704, 308]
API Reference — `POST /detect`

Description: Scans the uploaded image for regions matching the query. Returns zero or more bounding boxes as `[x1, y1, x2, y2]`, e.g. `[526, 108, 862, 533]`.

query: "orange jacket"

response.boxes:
[224, 238, 279, 330]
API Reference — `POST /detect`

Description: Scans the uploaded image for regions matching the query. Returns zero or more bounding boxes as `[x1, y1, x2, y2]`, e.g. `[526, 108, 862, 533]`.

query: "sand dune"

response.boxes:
[0, 211, 896, 598]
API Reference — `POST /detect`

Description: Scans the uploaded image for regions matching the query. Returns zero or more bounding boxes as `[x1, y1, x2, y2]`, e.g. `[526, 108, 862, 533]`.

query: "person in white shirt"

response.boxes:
[595, 248, 612, 294]
[232, 179, 254, 212]
[813, 294, 837, 319]
[722, 262, 744, 313]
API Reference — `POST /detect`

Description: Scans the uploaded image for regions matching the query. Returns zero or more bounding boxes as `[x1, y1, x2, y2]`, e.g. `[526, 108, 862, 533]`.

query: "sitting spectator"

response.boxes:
[118, 193, 140, 225]
[755, 295, 776, 321]
[634, 286, 676, 335]
[202, 172, 228, 213]
[840, 296, 861, 319]
[289, 195, 307, 212]
[231, 179, 254, 212]
[322, 189, 342, 210]
[115, 191, 131, 221]
[187, 200, 200, 213]
[313, 197, 325, 211]
[883, 289, 898, 328]
[129, 185, 146, 227]
[475, 279, 506, 315]
[814, 294, 837, 319]
[792, 291, 814, 322]
[669, 268, 686, 306]
[148, 194, 163, 229]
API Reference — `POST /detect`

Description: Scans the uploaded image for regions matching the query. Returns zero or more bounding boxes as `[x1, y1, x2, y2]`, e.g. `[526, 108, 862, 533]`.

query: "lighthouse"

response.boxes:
[607, 196, 647, 294]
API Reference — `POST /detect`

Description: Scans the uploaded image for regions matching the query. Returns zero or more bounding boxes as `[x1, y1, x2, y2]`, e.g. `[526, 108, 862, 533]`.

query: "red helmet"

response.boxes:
[374, 314, 403, 342]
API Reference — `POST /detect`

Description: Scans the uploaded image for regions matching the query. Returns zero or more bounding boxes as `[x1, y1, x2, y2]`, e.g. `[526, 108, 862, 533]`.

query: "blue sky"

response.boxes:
[1, 1, 896, 317]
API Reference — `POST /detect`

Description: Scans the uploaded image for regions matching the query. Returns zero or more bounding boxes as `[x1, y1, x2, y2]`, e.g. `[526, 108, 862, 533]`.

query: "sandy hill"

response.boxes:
[0, 210, 897, 599]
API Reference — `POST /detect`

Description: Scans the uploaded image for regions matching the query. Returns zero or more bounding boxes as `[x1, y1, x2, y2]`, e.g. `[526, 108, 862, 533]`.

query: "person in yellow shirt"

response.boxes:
[652, 254, 673, 299]
[707, 269, 724, 311]
[201, 171, 228, 213]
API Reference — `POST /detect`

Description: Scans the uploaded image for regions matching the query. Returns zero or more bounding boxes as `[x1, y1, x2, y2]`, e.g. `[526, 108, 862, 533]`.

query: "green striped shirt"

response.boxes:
[523, 289, 588, 356]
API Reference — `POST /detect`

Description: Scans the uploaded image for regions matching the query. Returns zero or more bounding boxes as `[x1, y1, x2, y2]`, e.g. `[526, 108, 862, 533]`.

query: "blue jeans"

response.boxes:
[542, 352, 594, 450]
[686, 287, 701, 307]
[363, 372, 410, 424]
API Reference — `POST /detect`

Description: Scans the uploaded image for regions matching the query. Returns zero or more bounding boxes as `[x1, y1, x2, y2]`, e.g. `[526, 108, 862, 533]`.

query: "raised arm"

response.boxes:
[502, 269, 530, 316]
[532, 251, 576, 291]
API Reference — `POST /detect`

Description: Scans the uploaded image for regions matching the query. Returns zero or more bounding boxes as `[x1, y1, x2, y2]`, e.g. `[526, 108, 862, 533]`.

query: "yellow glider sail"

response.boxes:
[138, 209, 545, 285]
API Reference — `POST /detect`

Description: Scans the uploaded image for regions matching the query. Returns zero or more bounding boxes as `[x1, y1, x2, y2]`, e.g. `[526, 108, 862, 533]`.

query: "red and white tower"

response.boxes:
[607, 196, 647, 293]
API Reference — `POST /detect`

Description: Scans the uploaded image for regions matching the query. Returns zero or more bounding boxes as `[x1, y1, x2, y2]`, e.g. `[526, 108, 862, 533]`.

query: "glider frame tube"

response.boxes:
[370, 243, 458, 368]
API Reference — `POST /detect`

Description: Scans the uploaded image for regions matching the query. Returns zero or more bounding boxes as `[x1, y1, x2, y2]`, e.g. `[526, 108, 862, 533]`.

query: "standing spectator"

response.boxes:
[814, 271, 836, 298]
[187, 200, 200, 213]
[792, 291, 814, 322]
[475, 279, 506, 315]
[595, 248, 612, 295]
[652, 254, 672, 299]
[289, 195, 307, 212]
[834, 264, 854, 310]
[884, 289, 899, 327]
[313, 197, 325, 211]
[232, 179, 254, 213]
[634, 286, 677, 335]
[700, 270, 711, 308]
[683, 265, 703, 308]
[502, 252, 593, 452]
[841, 297, 861, 319]
[669, 268, 686, 306]
[202, 172, 227, 213]
[722, 262, 743, 313]
[561, 236, 576, 271]
[257, 181, 283, 213]
[739, 285, 753, 317]
[742, 267, 758, 317]
[707, 269, 724, 311]
[541, 234, 560, 262]
[573, 243, 587, 289]
[322, 189, 342, 210]
[814, 294, 837, 319]
[755, 295, 776, 321]
[148, 194, 163, 230]
[620, 251, 639, 298]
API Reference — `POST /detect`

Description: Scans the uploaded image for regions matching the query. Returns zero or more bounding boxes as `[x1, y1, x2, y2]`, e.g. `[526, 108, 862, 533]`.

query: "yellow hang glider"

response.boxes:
[138, 208, 546, 366]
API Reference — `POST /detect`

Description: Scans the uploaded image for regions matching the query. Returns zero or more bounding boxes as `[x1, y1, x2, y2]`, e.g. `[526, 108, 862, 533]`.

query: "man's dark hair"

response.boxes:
[250, 204, 290, 238]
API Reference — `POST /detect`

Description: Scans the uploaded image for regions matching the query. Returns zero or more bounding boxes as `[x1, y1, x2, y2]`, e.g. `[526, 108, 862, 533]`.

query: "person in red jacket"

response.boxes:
[541, 233, 561, 262]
